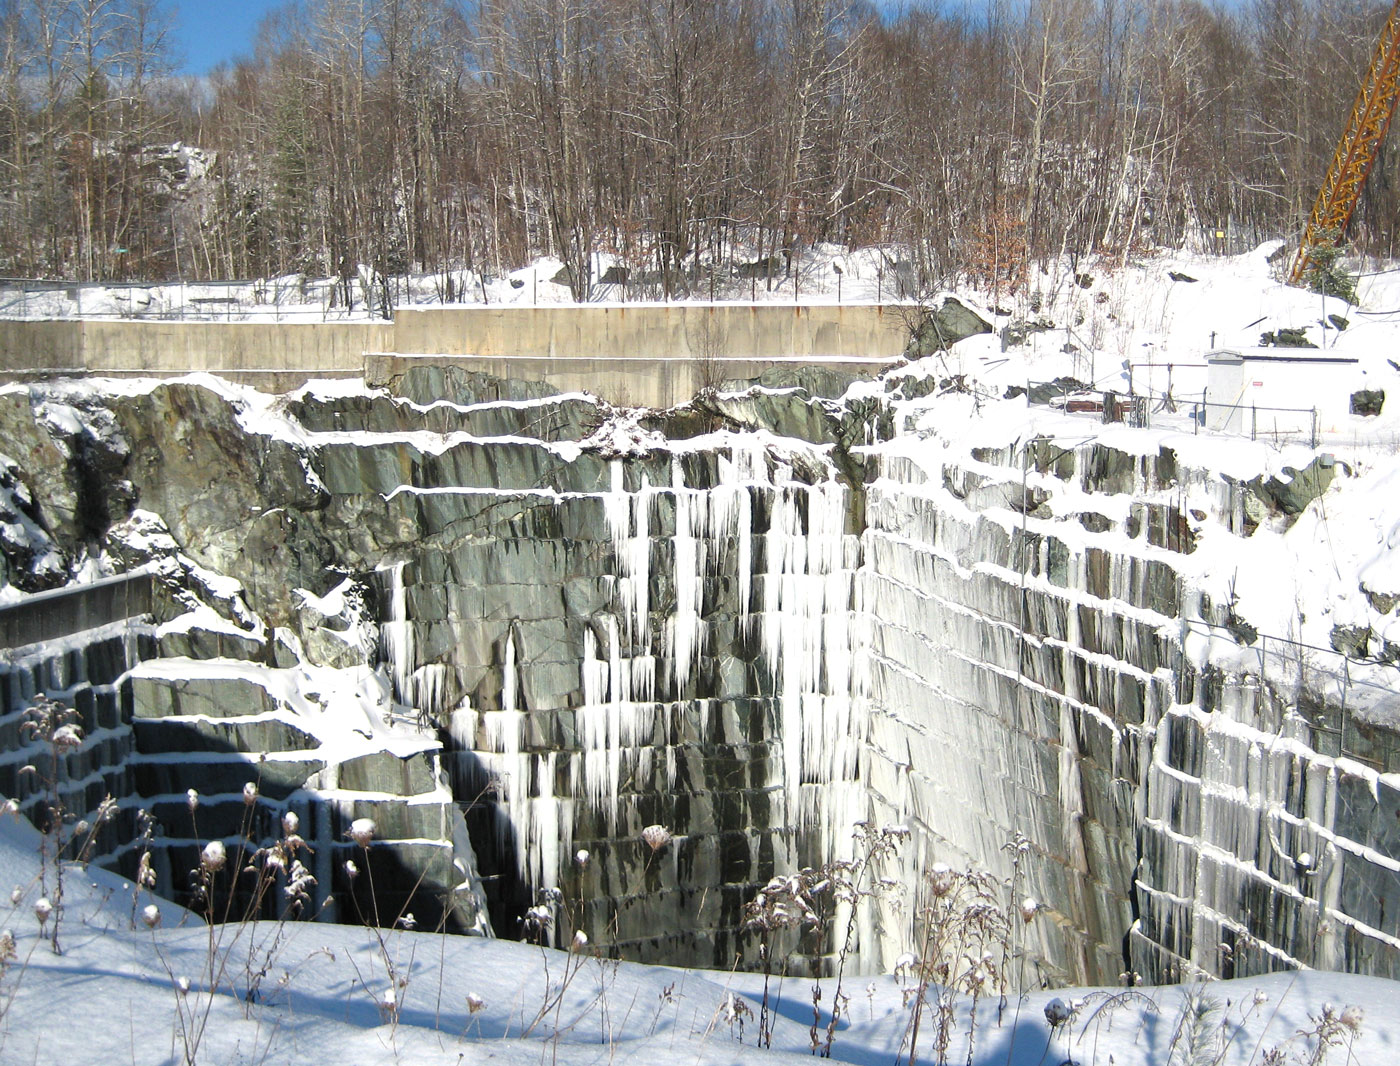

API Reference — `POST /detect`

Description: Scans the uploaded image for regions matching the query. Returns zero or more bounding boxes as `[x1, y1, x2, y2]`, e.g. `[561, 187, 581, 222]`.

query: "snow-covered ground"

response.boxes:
[0, 808, 1389, 1066]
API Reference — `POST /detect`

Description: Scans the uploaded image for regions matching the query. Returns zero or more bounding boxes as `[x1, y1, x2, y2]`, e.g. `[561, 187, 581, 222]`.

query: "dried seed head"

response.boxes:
[345, 860, 359, 880]
[571, 929, 588, 951]
[348, 818, 376, 848]
[466, 992, 485, 1014]
[51, 724, 83, 749]
[200, 840, 227, 872]
[186, 789, 199, 812]
[928, 863, 955, 897]
[242, 782, 258, 806]
[33, 898, 53, 924]
[1019, 897, 1039, 923]
[1044, 998, 1072, 1027]
[1340, 1006, 1364, 1033]
[141, 904, 161, 928]
[575, 849, 590, 867]
[137, 852, 157, 889]
[282, 811, 299, 835]
[285, 860, 316, 901]
[640, 824, 672, 851]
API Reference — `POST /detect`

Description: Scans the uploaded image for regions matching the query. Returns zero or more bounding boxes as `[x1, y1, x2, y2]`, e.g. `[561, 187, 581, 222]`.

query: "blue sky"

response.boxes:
[175, 0, 1191, 76]
[173, 0, 954, 74]
[172, 0, 282, 73]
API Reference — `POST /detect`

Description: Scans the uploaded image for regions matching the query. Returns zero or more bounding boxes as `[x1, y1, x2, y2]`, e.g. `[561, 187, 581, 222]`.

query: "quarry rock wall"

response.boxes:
[0, 571, 489, 934]
[3, 375, 1400, 987]
[859, 438, 1400, 984]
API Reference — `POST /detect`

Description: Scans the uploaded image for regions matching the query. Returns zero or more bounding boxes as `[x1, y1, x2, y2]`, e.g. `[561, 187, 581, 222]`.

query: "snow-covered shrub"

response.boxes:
[900, 863, 1014, 1066]
[17, 695, 115, 955]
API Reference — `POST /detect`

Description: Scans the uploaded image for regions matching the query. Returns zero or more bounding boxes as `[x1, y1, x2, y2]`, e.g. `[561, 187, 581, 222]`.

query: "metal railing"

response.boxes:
[1185, 617, 1400, 771]
[1026, 378, 1320, 447]
[0, 275, 428, 322]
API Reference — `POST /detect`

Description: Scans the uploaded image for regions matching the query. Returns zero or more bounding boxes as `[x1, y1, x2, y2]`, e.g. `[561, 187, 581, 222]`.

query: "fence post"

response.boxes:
[1251, 404, 1257, 441]
[1311, 407, 1318, 449]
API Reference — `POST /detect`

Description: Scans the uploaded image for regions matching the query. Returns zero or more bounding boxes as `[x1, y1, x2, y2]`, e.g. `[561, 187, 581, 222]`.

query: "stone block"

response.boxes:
[133, 714, 319, 756]
[131, 754, 322, 799]
[336, 750, 437, 796]
[157, 626, 267, 662]
[131, 675, 278, 719]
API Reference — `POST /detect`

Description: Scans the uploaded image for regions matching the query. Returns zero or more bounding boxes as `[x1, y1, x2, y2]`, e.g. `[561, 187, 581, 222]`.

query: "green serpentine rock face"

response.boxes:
[2, 371, 1399, 987]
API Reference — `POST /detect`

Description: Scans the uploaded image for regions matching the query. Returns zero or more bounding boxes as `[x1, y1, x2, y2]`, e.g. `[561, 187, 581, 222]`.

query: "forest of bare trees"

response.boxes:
[0, 0, 1396, 299]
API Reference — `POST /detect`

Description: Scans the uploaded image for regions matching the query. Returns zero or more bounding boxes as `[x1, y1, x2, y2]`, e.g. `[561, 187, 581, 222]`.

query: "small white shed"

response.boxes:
[1204, 348, 1361, 438]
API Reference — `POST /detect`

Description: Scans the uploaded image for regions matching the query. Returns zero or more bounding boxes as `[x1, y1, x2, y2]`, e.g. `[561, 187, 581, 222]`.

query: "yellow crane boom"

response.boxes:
[1289, 0, 1400, 286]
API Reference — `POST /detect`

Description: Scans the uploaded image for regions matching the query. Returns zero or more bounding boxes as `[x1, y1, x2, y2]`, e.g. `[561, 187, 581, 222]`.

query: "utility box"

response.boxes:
[1205, 348, 1361, 437]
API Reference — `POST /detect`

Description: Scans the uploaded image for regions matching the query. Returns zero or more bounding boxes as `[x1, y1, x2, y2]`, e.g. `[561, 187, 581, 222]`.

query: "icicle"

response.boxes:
[576, 615, 657, 831]
[606, 461, 653, 647]
[607, 617, 624, 818]
[475, 631, 576, 891]
[671, 457, 706, 693]
[406, 663, 450, 720]
[481, 632, 526, 860]
[530, 753, 562, 891]
[447, 700, 478, 752]
[480, 438, 868, 909]
[379, 561, 416, 707]
[751, 472, 865, 839]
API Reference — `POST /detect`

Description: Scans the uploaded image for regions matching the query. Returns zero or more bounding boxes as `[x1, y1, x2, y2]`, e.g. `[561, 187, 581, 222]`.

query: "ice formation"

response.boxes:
[447, 439, 869, 900]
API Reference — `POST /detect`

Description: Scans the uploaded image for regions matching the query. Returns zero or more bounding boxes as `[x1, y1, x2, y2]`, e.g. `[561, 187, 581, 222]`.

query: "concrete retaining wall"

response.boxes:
[0, 320, 85, 370]
[0, 320, 391, 389]
[0, 304, 910, 402]
[77, 319, 393, 376]
[394, 303, 909, 360]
